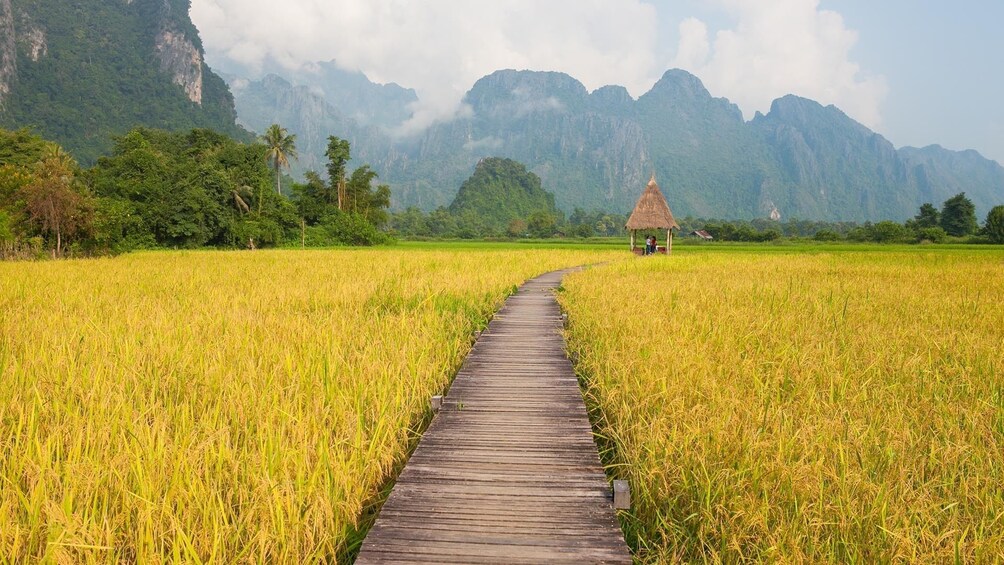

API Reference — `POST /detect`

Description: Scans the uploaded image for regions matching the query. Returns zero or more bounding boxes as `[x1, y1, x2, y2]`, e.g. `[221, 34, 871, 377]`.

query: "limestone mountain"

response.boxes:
[898, 145, 1004, 209]
[375, 69, 1003, 221]
[281, 61, 417, 130]
[228, 73, 399, 180]
[0, 0, 246, 164]
[448, 157, 560, 232]
[632, 69, 778, 218]
[386, 69, 652, 212]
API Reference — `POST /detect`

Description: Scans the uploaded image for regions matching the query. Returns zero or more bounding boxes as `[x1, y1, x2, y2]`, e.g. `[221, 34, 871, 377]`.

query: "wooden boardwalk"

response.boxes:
[356, 270, 631, 564]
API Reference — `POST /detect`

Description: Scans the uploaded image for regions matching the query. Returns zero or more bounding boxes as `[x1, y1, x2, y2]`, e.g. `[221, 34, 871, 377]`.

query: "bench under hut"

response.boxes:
[626, 175, 681, 254]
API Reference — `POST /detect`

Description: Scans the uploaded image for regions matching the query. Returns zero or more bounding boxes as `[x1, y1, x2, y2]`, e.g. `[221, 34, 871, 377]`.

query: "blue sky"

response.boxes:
[822, 0, 1003, 162]
[193, 0, 1004, 163]
[647, 0, 1003, 162]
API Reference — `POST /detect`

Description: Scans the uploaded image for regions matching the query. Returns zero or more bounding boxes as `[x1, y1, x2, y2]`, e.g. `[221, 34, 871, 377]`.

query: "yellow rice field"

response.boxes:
[560, 248, 1004, 562]
[0, 248, 619, 562]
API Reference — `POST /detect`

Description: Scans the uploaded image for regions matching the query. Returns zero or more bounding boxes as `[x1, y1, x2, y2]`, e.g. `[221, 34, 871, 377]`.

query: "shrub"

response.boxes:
[916, 226, 947, 244]
[311, 212, 392, 246]
[870, 221, 909, 243]
[813, 229, 842, 242]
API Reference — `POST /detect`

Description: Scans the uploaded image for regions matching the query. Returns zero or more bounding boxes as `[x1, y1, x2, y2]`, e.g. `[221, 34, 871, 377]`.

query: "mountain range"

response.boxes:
[1, 0, 1000, 222]
[230, 67, 1004, 222]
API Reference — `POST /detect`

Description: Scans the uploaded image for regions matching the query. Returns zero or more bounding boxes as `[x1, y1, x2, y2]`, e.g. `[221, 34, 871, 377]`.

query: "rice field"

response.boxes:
[0, 247, 620, 562]
[559, 248, 1004, 562]
[5, 244, 1003, 563]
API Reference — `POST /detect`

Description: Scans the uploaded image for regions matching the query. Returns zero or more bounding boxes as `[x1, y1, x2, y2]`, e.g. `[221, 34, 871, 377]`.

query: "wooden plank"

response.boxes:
[355, 269, 631, 564]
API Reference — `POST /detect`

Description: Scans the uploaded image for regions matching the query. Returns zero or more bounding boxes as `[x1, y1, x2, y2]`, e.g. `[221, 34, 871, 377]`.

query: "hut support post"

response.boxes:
[630, 230, 636, 251]
[667, 229, 673, 255]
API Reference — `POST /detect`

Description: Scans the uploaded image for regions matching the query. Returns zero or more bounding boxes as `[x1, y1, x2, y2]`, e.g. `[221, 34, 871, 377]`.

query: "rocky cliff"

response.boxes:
[155, 28, 203, 104]
[230, 73, 398, 178]
[147, 0, 204, 105]
[283, 61, 418, 129]
[0, 0, 16, 105]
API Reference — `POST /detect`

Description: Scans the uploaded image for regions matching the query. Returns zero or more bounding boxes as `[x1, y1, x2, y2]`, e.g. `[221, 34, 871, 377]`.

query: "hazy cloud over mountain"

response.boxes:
[193, 0, 995, 160]
[191, 0, 661, 133]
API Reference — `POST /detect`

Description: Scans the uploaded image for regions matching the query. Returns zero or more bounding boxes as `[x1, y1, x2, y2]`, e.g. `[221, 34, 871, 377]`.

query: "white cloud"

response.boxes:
[190, 0, 661, 133]
[190, 0, 887, 132]
[669, 0, 887, 128]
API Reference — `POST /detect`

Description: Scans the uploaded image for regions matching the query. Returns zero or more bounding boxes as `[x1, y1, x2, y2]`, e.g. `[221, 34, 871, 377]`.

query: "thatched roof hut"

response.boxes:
[626, 175, 680, 254]
[626, 176, 680, 231]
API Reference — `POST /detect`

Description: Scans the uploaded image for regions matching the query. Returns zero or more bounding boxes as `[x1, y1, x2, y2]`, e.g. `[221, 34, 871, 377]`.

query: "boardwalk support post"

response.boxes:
[613, 480, 630, 510]
[430, 395, 443, 413]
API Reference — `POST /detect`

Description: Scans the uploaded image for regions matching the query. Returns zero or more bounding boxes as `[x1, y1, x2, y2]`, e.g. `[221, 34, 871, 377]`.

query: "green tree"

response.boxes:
[325, 136, 351, 210]
[813, 229, 842, 242]
[986, 205, 1004, 244]
[940, 192, 978, 236]
[870, 220, 909, 243]
[0, 210, 13, 244]
[88, 127, 291, 249]
[527, 211, 558, 238]
[314, 212, 391, 246]
[292, 171, 338, 224]
[914, 202, 940, 228]
[295, 141, 391, 230]
[390, 207, 430, 237]
[0, 128, 56, 168]
[573, 222, 595, 238]
[426, 207, 457, 237]
[507, 218, 528, 238]
[262, 124, 298, 197]
[345, 165, 391, 227]
[916, 226, 947, 243]
[20, 149, 94, 255]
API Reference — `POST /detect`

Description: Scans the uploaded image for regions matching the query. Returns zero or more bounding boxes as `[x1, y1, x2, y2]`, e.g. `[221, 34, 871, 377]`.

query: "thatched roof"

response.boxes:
[626, 176, 680, 230]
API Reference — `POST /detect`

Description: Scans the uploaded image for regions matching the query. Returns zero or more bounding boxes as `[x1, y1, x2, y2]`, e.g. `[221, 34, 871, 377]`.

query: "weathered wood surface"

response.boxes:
[356, 270, 630, 564]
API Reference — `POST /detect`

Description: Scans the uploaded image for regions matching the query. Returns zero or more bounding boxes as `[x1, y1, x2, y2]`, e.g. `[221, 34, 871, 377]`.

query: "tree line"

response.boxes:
[0, 125, 391, 258]
[387, 207, 630, 240]
[388, 195, 1004, 244]
[692, 194, 1004, 244]
[3, 126, 1001, 257]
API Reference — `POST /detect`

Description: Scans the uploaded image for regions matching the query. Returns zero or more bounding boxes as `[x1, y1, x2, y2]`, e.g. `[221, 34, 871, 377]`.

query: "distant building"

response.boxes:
[691, 230, 713, 241]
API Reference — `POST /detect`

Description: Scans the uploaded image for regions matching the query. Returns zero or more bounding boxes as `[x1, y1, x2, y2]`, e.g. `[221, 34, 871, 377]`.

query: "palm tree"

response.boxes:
[231, 185, 253, 215]
[262, 124, 298, 195]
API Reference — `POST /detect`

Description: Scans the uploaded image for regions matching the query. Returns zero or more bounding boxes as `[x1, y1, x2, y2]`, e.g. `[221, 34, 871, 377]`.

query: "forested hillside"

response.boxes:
[448, 157, 560, 234]
[0, 0, 246, 164]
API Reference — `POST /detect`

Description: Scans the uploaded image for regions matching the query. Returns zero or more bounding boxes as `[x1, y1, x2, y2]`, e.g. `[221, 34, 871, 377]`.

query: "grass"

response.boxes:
[0, 247, 621, 562]
[559, 247, 1004, 562]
